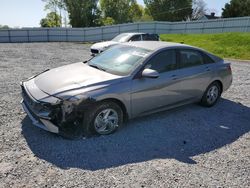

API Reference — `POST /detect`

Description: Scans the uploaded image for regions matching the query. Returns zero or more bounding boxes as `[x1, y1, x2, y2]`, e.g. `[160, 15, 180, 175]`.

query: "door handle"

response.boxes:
[171, 75, 178, 80]
[206, 67, 211, 72]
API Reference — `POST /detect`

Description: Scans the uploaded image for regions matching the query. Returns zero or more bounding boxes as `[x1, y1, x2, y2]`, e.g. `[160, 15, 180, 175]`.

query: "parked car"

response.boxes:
[90, 32, 159, 54]
[21, 41, 232, 138]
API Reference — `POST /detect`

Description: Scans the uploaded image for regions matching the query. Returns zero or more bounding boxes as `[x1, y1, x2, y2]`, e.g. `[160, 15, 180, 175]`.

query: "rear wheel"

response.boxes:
[83, 102, 123, 137]
[201, 82, 221, 107]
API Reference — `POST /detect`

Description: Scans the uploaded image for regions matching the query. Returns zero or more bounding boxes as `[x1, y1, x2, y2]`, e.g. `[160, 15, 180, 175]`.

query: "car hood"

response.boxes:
[91, 41, 118, 50]
[33, 62, 120, 97]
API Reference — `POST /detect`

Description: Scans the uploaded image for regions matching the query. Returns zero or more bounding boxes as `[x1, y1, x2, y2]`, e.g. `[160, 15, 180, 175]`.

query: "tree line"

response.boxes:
[40, 0, 250, 28]
[40, 0, 152, 27]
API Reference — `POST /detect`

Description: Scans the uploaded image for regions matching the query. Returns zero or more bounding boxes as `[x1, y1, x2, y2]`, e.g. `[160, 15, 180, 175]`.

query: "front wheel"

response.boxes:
[84, 102, 123, 136]
[201, 82, 221, 107]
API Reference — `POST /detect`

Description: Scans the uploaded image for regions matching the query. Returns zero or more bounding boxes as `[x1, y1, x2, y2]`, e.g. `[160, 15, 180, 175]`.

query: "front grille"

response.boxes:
[21, 86, 49, 115]
[91, 49, 99, 54]
[23, 99, 44, 125]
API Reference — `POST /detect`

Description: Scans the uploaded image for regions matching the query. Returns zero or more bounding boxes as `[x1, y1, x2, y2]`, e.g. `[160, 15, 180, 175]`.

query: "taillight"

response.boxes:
[227, 65, 232, 72]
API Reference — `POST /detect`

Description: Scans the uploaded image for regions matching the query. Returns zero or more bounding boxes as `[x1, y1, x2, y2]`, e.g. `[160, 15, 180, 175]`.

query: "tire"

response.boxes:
[201, 82, 221, 107]
[83, 101, 123, 137]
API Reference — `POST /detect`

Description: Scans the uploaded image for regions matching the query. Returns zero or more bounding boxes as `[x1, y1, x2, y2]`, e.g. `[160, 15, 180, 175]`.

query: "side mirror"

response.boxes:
[141, 68, 159, 79]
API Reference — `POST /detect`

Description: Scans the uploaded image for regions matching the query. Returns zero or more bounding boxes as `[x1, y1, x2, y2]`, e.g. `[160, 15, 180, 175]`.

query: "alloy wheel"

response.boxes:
[94, 108, 119, 135]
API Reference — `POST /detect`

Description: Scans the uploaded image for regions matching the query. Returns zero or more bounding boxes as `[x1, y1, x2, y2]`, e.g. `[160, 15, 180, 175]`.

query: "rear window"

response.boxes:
[142, 34, 159, 41]
[202, 53, 215, 64]
[179, 49, 204, 68]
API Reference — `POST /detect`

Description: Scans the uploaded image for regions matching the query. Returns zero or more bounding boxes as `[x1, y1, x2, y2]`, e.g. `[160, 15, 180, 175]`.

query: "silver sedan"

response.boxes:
[21, 41, 232, 138]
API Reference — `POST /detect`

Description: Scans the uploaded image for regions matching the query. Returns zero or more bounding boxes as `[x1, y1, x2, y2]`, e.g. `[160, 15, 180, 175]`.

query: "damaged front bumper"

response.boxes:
[20, 80, 62, 135]
[20, 80, 94, 138]
[21, 100, 59, 133]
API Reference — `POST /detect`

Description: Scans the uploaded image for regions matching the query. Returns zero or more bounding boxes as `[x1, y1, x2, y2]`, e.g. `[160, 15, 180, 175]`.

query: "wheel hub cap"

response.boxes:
[207, 85, 219, 104]
[94, 108, 118, 134]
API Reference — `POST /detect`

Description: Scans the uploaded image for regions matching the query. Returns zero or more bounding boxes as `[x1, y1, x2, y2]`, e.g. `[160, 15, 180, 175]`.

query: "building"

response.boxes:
[198, 13, 220, 20]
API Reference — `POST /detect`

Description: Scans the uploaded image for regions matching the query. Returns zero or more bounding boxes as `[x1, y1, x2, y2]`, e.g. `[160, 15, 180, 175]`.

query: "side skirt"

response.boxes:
[133, 98, 199, 119]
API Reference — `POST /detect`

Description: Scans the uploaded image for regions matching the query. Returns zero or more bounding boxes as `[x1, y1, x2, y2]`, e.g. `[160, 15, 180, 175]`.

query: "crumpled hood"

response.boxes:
[91, 41, 118, 51]
[33, 62, 120, 97]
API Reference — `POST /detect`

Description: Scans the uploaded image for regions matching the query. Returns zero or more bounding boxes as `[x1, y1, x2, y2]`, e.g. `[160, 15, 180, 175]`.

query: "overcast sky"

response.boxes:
[0, 0, 230, 28]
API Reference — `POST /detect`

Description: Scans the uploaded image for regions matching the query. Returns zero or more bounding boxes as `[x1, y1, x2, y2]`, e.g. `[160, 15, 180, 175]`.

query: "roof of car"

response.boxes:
[123, 32, 145, 35]
[123, 41, 193, 51]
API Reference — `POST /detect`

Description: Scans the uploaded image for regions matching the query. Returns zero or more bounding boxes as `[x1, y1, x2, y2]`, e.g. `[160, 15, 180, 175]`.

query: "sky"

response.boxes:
[0, 0, 230, 28]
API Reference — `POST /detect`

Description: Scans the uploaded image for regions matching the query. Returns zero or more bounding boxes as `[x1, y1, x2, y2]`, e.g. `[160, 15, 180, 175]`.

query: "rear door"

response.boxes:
[176, 49, 215, 100]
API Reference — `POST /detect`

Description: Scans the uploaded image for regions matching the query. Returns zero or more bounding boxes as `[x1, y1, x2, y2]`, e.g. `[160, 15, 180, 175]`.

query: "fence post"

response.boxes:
[154, 22, 157, 34]
[170, 22, 172, 33]
[137, 23, 139, 32]
[221, 19, 224, 33]
[27, 29, 30, 42]
[8, 29, 11, 43]
[118, 25, 121, 34]
[202, 21, 205, 34]
[66, 28, 68, 42]
[168, 22, 171, 34]
[101, 27, 104, 41]
[246, 17, 250, 32]
[47, 29, 49, 42]
[83, 29, 85, 42]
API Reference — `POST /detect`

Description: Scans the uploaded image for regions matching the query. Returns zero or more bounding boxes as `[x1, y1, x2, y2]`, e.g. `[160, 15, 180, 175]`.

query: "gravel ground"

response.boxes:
[0, 43, 249, 188]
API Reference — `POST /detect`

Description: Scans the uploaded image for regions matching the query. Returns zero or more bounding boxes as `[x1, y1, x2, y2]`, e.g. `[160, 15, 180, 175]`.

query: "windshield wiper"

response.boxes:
[83, 56, 95, 64]
[88, 64, 107, 72]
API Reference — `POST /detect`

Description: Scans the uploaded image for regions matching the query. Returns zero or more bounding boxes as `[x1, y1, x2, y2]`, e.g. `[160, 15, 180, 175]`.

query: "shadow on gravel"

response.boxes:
[21, 98, 250, 171]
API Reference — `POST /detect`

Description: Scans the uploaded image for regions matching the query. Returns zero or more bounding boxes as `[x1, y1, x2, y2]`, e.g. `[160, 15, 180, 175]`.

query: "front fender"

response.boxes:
[87, 81, 132, 118]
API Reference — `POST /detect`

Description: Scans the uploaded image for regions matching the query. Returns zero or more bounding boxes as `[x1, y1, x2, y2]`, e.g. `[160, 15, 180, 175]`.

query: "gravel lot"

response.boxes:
[0, 43, 249, 188]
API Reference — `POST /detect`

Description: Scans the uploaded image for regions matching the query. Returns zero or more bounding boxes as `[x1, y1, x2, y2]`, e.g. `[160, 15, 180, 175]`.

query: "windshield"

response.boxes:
[88, 45, 151, 76]
[112, 33, 131, 42]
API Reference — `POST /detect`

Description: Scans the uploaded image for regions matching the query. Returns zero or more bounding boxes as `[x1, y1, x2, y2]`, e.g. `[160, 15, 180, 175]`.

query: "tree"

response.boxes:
[140, 7, 154, 21]
[0, 25, 10, 29]
[100, 0, 142, 24]
[64, 0, 100, 27]
[102, 17, 116, 26]
[130, 5, 153, 22]
[129, 2, 143, 22]
[222, 0, 250, 18]
[192, 0, 207, 20]
[144, 0, 192, 21]
[42, 0, 66, 27]
[40, 12, 62, 27]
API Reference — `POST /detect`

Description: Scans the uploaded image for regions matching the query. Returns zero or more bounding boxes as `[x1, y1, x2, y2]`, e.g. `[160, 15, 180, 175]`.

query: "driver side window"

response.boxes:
[146, 50, 177, 73]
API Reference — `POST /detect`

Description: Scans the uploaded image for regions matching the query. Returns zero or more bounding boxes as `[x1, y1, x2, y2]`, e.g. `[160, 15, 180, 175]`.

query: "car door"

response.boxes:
[131, 49, 184, 117]
[176, 49, 215, 101]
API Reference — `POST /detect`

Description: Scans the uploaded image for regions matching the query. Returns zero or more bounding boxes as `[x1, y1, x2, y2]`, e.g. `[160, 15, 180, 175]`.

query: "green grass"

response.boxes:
[160, 33, 250, 60]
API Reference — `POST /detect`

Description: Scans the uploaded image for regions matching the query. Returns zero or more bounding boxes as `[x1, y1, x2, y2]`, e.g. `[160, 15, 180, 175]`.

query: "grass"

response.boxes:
[160, 33, 250, 60]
